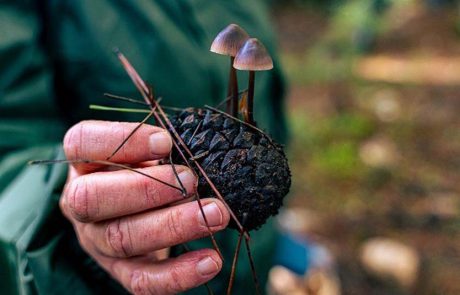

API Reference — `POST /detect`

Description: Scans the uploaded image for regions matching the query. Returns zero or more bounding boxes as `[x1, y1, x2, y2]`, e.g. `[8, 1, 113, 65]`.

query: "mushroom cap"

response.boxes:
[233, 38, 273, 71]
[210, 24, 250, 57]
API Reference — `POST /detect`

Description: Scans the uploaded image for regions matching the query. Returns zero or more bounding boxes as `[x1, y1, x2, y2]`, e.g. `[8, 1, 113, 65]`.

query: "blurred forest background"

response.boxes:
[270, 0, 460, 294]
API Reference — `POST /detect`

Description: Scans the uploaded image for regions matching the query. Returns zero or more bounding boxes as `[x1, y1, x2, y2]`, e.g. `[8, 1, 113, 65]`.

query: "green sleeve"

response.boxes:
[0, 1, 67, 156]
[0, 1, 67, 193]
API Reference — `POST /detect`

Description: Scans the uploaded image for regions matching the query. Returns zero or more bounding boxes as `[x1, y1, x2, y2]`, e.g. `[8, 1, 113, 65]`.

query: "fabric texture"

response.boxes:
[0, 0, 288, 294]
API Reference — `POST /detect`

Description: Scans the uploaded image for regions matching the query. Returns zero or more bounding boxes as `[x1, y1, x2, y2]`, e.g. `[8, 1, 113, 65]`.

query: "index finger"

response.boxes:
[63, 120, 172, 172]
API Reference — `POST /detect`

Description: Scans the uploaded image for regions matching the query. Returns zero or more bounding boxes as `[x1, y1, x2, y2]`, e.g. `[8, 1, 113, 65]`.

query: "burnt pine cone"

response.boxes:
[169, 108, 291, 231]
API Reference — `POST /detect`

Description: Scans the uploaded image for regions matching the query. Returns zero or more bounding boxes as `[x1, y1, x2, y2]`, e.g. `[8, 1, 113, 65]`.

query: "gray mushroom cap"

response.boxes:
[233, 38, 273, 71]
[210, 24, 250, 57]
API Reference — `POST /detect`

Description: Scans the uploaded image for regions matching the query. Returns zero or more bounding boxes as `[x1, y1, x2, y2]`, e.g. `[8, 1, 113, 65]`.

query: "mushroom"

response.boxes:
[210, 24, 249, 116]
[233, 38, 273, 125]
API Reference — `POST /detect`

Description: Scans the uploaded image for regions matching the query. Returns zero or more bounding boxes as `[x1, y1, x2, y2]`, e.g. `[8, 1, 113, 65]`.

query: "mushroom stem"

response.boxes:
[226, 57, 233, 113]
[227, 56, 239, 116]
[247, 70, 255, 125]
[231, 59, 239, 117]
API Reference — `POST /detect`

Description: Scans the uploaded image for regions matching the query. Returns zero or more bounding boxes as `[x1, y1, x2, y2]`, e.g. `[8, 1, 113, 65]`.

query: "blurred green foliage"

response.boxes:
[289, 111, 375, 180]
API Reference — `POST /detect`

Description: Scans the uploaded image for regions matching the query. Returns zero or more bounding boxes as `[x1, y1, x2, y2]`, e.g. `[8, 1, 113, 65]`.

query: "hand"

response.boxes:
[60, 120, 230, 294]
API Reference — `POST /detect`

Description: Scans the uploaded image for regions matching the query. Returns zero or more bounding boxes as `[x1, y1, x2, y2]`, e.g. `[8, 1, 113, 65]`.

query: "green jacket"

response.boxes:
[0, 1, 288, 294]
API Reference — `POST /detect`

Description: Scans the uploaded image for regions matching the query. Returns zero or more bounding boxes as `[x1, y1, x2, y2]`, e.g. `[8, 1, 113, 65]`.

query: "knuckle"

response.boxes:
[138, 175, 160, 208]
[130, 268, 186, 295]
[167, 265, 187, 293]
[131, 271, 161, 295]
[165, 209, 186, 242]
[67, 178, 91, 222]
[105, 219, 133, 257]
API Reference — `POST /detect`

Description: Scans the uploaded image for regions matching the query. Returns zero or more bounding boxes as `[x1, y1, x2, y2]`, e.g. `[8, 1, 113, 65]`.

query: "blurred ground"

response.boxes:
[271, 0, 460, 294]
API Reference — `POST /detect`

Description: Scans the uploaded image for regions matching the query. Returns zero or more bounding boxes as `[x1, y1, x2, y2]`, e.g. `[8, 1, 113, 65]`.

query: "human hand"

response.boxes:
[60, 120, 230, 294]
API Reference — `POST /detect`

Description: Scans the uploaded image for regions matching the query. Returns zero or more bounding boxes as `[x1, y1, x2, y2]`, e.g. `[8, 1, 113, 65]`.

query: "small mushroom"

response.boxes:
[210, 24, 250, 116]
[233, 38, 273, 125]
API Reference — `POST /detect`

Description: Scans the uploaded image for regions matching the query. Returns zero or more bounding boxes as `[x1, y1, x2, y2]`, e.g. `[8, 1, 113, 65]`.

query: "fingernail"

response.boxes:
[198, 202, 222, 227]
[196, 257, 219, 276]
[149, 131, 172, 156]
[178, 169, 197, 194]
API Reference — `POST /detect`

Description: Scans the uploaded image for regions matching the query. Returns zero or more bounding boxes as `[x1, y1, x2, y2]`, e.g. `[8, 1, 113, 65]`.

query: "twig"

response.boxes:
[215, 90, 248, 110]
[187, 120, 203, 146]
[169, 153, 187, 197]
[194, 191, 223, 259]
[244, 236, 261, 295]
[29, 159, 183, 192]
[104, 93, 184, 112]
[106, 108, 156, 161]
[226, 231, 244, 295]
[204, 105, 275, 147]
[104, 93, 149, 106]
[90, 104, 150, 113]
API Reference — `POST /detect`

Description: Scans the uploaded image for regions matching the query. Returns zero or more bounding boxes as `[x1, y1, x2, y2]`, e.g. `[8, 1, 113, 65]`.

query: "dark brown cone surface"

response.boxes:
[169, 108, 291, 231]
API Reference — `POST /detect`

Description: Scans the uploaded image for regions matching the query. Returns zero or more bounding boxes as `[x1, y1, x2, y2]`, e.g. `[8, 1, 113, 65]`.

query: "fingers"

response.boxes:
[112, 249, 222, 295]
[63, 120, 172, 172]
[85, 199, 229, 258]
[62, 165, 197, 222]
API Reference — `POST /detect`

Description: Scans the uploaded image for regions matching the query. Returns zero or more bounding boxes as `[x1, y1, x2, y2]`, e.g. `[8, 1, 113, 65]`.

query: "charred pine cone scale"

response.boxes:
[169, 108, 291, 231]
